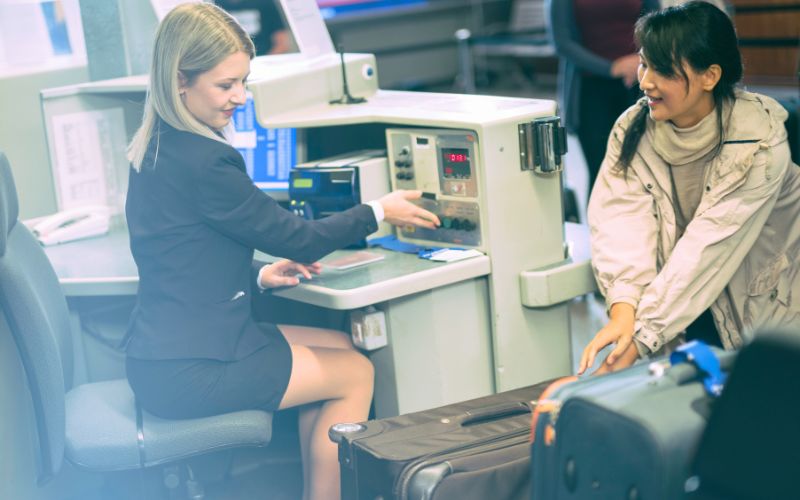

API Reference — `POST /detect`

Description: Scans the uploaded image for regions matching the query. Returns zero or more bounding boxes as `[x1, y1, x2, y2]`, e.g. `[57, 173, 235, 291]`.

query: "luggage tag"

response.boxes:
[418, 247, 484, 263]
[670, 340, 727, 397]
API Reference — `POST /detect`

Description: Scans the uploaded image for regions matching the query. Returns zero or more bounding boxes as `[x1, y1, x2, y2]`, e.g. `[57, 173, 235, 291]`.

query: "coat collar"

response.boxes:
[628, 90, 787, 208]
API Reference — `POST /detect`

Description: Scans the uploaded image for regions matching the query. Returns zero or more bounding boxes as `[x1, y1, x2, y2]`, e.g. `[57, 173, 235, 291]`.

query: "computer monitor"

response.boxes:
[230, 92, 300, 201]
[216, 0, 300, 56]
[317, 0, 427, 19]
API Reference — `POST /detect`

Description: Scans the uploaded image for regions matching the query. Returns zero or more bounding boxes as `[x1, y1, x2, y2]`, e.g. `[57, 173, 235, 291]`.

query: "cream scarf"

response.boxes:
[647, 104, 724, 237]
[648, 107, 720, 166]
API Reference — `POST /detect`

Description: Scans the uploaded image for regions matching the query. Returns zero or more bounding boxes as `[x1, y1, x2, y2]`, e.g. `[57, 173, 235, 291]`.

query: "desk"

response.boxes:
[46, 227, 494, 417]
[46, 224, 595, 416]
[44, 227, 491, 304]
[45, 228, 137, 296]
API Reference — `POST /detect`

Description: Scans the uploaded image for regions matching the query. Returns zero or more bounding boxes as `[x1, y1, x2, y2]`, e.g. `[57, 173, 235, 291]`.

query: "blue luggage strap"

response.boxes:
[670, 340, 727, 397]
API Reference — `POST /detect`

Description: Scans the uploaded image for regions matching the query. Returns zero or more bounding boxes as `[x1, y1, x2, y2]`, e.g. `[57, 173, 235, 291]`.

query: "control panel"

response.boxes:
[387, 129, 482, 248]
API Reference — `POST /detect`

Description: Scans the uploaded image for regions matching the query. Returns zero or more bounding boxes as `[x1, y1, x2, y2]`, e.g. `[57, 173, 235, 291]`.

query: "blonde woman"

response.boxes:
[124, 4, 439, 499]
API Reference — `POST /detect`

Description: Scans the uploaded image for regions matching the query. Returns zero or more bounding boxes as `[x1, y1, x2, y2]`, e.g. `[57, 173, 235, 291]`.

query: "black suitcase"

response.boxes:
[330, 380, 555, 500]
[690, 330, 800, 500]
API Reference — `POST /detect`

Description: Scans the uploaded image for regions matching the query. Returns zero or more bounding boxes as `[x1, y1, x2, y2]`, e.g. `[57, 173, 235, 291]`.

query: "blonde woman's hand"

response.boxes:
[578, 303, 636, 375]
[378, 190, 441, 230]
[259, 260, 321, 289]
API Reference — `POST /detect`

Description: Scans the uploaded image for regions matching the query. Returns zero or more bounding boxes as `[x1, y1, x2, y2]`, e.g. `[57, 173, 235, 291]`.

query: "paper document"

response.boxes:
[150, 0, 202, 20]
[278, 0, 334, 56]
[324, 251, 385, 270]
[50, 108, 127, 211]
[423, 248, 484, 263]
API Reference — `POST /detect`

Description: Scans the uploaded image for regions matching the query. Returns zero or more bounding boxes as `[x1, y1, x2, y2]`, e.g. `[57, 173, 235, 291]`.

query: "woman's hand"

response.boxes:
[592, 341, 640, 376]
[378, 190, 441, 229]
[611, 53, 640, 88]
[259, 260, 321, 289]
[578, 302, 636, 375]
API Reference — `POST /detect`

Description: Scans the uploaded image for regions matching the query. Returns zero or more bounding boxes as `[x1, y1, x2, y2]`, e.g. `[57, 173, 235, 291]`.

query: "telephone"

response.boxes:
[27, 205, 112, 246]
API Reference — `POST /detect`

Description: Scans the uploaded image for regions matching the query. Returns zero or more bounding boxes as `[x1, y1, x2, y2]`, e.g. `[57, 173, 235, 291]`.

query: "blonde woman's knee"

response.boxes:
[346, 350, 374, 394]
[358, 351, 374, 381]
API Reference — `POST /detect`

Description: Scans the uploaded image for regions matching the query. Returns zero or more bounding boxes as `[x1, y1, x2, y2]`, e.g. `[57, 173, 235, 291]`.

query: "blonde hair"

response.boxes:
[128, 2, 255, 171]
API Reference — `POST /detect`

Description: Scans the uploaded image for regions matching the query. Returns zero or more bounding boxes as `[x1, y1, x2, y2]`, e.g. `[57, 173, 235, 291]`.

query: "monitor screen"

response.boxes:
[215, 0, 300, 56]
[317, 0, 427, 19]
[230, 92, 297, 200]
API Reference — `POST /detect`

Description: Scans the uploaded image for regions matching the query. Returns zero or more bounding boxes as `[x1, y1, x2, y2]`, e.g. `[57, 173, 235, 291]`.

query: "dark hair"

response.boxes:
[618, 1, 743, 170]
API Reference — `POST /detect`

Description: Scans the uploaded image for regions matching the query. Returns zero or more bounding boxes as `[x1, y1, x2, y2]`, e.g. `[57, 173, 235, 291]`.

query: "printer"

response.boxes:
[289, 150, 392, 247]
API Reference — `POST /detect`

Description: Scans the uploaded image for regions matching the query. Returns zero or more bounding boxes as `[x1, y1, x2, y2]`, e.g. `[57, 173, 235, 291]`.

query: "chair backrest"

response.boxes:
[0, 152, 74, 483]
[508, 0, 547, 35]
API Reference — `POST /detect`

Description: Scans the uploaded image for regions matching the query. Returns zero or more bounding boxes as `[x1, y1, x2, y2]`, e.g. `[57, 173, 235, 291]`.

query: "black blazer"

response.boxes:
[125, 121, 377, 361]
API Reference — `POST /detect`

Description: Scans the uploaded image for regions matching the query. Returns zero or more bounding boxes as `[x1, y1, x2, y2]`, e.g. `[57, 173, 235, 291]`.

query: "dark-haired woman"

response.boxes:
[547, 0, 730, 200]
[579, 1, 800, 374]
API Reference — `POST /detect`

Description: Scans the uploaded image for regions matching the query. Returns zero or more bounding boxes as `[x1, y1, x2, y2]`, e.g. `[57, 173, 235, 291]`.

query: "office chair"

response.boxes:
[0, 152, 273, 499]
[456, 0, 555, 94]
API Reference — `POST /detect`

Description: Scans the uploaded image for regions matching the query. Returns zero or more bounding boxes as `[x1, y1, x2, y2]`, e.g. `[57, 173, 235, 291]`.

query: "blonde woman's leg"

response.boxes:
[278, 325, 373, 500]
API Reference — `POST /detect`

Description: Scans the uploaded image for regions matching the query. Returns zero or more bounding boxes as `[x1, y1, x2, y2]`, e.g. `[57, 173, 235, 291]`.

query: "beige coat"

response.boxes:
[589, 91, 800, 354]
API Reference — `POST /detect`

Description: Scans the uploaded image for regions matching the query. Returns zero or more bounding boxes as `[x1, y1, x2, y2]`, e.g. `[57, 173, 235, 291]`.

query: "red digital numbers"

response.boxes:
[447, 153, 467, 162]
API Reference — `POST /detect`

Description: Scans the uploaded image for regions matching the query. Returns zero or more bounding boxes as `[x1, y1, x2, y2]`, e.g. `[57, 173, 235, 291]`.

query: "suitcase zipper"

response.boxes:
[394, 427, 530, 499]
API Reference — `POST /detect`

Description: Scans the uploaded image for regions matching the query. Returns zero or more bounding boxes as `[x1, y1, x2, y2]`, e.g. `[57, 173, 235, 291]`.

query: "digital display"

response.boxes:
[446, 152, 468, 163]
[441, 148, 471, 179]
[293, 178, 314, 189]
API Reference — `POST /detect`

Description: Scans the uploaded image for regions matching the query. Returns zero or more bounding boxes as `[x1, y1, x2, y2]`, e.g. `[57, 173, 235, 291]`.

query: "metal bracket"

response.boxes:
[518, 116, 568, 173]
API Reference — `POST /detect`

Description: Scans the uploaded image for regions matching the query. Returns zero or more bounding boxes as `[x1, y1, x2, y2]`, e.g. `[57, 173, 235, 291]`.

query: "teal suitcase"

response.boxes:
[530, 342, 735, 499]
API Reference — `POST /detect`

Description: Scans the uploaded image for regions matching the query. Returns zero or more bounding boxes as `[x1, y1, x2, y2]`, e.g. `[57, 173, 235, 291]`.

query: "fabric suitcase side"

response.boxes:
[404, 429, 532, 500]
[531, 345, 735, 499]
[334, 380, 555, 500]
[530, 365, 656, 499]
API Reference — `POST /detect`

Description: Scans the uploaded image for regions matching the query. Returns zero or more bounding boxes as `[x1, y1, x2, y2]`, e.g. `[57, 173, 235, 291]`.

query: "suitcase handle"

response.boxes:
[462, 401, 531, 426]
[670, 340, 728, 396]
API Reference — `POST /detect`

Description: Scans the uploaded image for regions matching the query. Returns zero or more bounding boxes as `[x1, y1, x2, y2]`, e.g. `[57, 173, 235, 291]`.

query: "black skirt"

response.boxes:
[126, 322, 292, 419]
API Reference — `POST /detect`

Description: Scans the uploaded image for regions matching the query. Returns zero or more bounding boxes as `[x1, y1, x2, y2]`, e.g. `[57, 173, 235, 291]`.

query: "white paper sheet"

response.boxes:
[50, 108, 127, 211]
[149, 0, 203, 21]
[279, 0, 334, 56]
